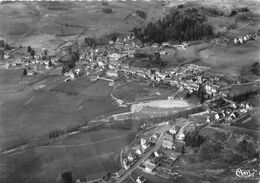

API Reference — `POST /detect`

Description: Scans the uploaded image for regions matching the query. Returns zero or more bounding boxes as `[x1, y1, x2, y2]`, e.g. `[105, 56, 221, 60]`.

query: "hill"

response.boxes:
[0, 1, 163, 53]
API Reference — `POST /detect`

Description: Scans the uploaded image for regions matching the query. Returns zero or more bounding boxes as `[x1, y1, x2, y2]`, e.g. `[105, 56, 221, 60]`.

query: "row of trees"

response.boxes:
[133, 8, 214, 43]
[84, 37, 97, 48]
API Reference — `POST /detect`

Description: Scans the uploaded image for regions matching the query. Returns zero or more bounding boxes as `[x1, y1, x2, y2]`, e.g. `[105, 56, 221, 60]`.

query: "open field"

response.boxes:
[131, 99, 191, 113]
[0, 69, 25, 92]
[0, 128, 136, 183]
[0, 70, 127, 150]
[198, 40, 260, 76]
[116, 81, 177, 103]
[0, 69, 133, 183]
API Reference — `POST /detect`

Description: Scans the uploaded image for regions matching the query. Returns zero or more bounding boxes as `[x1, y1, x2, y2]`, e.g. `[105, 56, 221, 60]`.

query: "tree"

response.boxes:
[84, 37, 96, 48]
[4, 43, 11, 50]
[250, 62, 260, 76]
[181, 145, 185, 154]
[57, 172, 73, 183]
[48, 59, 53, 66]
[135, 9, 213, 44]
[44, 49, 48, 57]
[61, 66, 66, 75]
[184, 30, 189, 41]
[236, 140, 256, 155]
[23, 68, 27, 76]
[0, 49, 4, 60]
[110, 32, 118, 42]
[0, 40, 4, 47]
[71, 50, 80, 62]
[186, 92, 191, 98]
[198, 84, 205, 104]
[27, 46, 32, 53]
[67, 47, 72, 55]
[30, 50, 35, 59]
[152, 52, 163, 67]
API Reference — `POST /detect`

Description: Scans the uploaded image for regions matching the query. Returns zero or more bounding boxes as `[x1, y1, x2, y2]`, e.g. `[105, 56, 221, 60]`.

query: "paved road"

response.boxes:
[115, 125, 168, 183]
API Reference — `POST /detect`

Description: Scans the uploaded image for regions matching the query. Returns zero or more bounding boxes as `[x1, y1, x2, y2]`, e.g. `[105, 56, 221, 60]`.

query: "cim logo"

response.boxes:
[235, 168, 258, 178]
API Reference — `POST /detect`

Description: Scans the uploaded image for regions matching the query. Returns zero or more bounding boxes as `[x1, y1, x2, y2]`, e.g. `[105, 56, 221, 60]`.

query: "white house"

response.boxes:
[243, 36, 248, 42]
[234, 38, 238, 44]
[136, 148, 142, 155]
[169, 126, 177, 135]
[238, 37, 243, 44]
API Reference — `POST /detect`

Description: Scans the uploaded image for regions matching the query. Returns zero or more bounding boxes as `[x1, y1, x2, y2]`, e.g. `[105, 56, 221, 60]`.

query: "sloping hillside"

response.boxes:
[0, 1, 164, 52]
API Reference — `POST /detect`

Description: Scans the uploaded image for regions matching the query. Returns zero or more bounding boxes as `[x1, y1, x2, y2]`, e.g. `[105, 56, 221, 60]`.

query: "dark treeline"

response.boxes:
[133, 8, 214, 43]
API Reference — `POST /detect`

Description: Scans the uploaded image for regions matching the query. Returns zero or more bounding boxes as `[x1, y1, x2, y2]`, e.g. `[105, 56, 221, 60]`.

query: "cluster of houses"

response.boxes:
[210, 33, 256, 47]
[233, 34, 256, 45]
[119, 62, 217, 94]
[205, 97, 253, 125]
[61, 35, 145, 81]
[59, 34, 201, 88]
[122, 120, 198, 180]
[122, 133, 158, 170]
[0, 47, 59, 76]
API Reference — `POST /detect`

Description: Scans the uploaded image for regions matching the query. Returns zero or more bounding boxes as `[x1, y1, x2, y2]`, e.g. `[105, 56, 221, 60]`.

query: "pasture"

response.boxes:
[198, 40, 260, 76]
[0, 70, 125, 150]
[0, 128, 136, 183]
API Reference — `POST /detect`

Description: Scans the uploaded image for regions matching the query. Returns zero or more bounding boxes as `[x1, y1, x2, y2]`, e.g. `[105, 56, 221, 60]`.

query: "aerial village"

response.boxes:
[0, 31, 259, 183]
